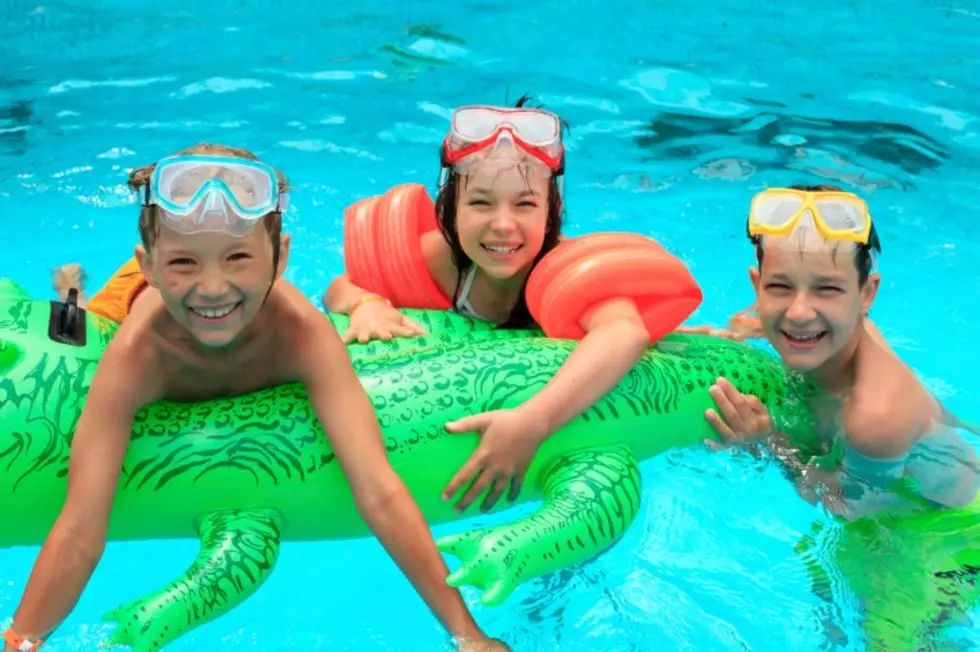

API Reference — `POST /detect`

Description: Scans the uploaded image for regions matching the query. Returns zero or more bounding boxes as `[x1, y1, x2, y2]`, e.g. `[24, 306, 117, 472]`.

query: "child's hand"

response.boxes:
[704, 377, 773, 449]
[442, 408, 549, 513]
[342, 301, 427, 344]
[455, 636, 513, 652]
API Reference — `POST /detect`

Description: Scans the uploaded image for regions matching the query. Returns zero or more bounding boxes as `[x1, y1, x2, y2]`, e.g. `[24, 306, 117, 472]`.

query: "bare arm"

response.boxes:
[7, 342, 149, 645]
[294, 313, 484, 641]
[322, 273, 378, 314]
[518, 298, 650, 433]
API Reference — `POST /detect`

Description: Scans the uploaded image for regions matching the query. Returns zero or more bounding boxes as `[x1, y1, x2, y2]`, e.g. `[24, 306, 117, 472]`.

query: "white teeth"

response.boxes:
[483, 244, 520, 254]
[191, 304, 237, 319]
[786, 332, 823, 342]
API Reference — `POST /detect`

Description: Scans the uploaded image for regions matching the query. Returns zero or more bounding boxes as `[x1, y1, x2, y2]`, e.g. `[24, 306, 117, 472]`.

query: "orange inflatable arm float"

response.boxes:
[342, 183, 452, 310]
[525, 233, 703, 343]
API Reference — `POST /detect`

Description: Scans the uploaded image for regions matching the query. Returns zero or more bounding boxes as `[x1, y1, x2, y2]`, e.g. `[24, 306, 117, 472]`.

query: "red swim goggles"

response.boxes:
[441, 105, 565, 173]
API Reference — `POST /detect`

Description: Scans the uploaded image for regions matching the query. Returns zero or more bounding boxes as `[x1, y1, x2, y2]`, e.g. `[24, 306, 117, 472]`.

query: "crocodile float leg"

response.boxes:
[436, 444, 641, 606]
[103, 508, 282, 651]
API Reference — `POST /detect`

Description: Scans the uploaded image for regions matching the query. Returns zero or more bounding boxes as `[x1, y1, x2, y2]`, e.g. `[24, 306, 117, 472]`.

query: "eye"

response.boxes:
[816, 286, 844, 294]
[228, 252, 252, 261]
[467, 198, 491, 207]
[168, 257, 195, 267]
[516, 199, 538, 208]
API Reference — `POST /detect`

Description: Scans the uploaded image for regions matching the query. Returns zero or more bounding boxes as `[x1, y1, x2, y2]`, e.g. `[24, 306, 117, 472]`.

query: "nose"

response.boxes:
[488, 209, 518, 234]
[196, 264, 231, 299]
[784, 291, 817, 323]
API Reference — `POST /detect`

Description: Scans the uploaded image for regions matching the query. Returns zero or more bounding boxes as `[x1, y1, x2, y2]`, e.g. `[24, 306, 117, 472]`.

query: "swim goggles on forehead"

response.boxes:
[441, 105, 565, 173]
[140, 154, 289, 237]
[747, 188, 873, 244]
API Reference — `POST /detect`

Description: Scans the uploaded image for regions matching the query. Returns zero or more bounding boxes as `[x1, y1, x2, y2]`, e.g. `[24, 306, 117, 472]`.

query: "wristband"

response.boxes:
[349, 294, 390, 316]
[2, 628, 44, 651]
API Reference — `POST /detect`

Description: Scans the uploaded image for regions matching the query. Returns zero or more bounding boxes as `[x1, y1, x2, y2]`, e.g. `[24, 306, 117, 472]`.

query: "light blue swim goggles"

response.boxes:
[140, 154, 289, 237]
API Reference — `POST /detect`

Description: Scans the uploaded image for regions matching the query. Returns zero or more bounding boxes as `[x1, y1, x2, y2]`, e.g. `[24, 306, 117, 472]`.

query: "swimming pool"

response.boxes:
[2, 0, 980, 649]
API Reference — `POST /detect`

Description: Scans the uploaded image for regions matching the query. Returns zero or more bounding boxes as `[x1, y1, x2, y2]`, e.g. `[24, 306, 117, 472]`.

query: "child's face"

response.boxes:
[750, 242, 878, 372]
[454, 160, 551, 281]
[137, 222, 288, 348]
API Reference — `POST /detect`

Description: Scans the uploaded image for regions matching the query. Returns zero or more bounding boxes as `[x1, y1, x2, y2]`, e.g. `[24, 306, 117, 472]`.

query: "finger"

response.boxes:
[357, 329, 371, 344]
[708, 384, 743, 430]
[445, 414, 488, 434]
[704, 408, 737, 441]
[402, 316, 429, 335]
[746, 395, 769, 416]
[480, 473, 509, 512]
[716, 377, 749, 409]
[456, 468, 497, 513]
[393, 324, 422, 339]
[342, 328, 356, 344]
[506, 472, 524, 503]
[703, 438, 724, 451]
[442, 453, 486, 500]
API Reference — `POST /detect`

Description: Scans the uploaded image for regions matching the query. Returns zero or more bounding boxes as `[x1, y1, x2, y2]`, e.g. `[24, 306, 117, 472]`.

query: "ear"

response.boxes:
[860, 272, 880, 315]
[275, 233, 291, 279]
[748, 266, 761, 297]
[134, 244, 157, 289]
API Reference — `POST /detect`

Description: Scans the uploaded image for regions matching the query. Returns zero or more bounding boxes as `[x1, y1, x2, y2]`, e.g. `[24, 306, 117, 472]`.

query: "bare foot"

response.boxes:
[51, 263, 88, 307]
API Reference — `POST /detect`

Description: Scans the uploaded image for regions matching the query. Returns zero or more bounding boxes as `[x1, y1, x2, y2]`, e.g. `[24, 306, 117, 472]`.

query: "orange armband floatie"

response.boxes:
[342, 183, 452, 310]
[525, 233, 703, 343]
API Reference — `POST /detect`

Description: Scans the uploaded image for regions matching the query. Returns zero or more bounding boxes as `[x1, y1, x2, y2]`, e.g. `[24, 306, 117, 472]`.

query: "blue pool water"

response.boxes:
[2, 0, 980, 649]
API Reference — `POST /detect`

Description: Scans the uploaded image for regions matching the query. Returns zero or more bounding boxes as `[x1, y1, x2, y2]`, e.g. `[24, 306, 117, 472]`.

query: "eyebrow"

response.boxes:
[469, 186, 540, 198]
[767, 273, 847, 284]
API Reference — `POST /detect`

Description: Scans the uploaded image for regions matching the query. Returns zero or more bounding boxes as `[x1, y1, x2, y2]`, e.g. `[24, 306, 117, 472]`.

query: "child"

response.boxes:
[697, 184, 978, 514]
[324, 99, 690, 515]
[694, 184, 980, 649]
[2, 144, 507, 652]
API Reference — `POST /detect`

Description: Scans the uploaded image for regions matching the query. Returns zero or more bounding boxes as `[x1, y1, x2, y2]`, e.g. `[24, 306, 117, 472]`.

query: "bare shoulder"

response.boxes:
[845, 345, 933, 458]
[95, 313, 164, 409]
[269, 280, 345, 364]
[420, 230, 458, 296]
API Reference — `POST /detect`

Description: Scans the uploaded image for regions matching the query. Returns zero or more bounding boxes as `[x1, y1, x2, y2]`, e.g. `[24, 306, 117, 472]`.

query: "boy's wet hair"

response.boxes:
[434, 95, 568, 329]
[748, 183, 882, 286]
[127, 143, 290, 259]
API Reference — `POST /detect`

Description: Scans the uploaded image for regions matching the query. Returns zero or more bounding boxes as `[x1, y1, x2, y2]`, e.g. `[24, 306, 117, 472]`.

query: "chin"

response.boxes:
[190, 330, 243, 350]
[481, 256, 533, 279]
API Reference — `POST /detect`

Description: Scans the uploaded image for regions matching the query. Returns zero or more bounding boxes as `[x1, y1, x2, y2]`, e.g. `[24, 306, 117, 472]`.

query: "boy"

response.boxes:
[698, 184, 978, 515]
[2, 144, 507, 652]
[693, 184, 980, 648]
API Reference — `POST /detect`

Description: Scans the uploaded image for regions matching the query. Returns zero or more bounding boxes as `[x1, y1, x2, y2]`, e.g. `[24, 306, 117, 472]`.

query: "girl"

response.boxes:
[325, 98, 693, 515]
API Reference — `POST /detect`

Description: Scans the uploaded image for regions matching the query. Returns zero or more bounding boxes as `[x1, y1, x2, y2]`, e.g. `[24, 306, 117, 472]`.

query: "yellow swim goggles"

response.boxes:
[747, 188, 873, 244]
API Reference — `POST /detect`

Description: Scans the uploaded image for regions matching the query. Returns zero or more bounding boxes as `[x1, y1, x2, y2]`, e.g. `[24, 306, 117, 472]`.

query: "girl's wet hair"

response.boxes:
[748, 183, 882, 286]
[127, 143, 290, 259]
[434, 95, 568, 329]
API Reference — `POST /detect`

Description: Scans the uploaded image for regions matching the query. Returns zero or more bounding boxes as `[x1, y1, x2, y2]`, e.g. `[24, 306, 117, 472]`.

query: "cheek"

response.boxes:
[454, 210, 482, 242]
[521, 212, 549, 251]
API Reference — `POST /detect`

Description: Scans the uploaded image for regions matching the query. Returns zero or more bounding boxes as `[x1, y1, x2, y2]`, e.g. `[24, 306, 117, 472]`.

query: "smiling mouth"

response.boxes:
[189, 302, 242, 321]
[481, 243, 523, 255]
[781, 330, 828, 347]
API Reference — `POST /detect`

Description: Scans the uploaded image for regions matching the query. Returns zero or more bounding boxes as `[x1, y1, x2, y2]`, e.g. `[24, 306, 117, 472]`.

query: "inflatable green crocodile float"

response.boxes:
[0, 277, 813, 650]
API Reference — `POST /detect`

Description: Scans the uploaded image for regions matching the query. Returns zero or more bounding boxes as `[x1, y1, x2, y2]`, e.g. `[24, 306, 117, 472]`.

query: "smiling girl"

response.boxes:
[324, 98, 703, 514]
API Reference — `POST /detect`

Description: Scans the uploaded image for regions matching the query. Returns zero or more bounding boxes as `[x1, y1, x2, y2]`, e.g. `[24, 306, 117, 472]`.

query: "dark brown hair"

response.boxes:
[434, 96, 567, 329]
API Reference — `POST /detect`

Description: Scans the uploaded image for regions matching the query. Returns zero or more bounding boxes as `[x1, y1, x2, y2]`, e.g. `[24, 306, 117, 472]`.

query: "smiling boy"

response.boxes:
[2, 144, 508, 652]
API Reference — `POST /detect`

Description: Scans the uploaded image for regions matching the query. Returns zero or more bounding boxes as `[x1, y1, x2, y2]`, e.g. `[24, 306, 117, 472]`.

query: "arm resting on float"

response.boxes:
[323, 274, 383, 314]
[517, 298, 650, 435]
[10, 343, 147, 643]
[294, 313, 482, 640]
